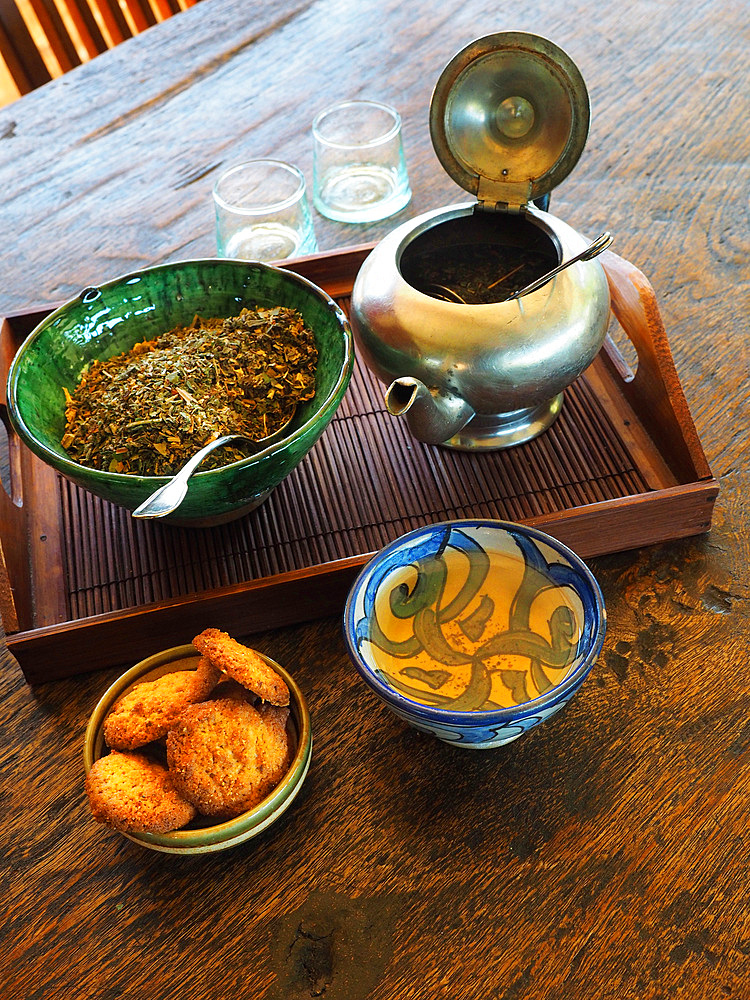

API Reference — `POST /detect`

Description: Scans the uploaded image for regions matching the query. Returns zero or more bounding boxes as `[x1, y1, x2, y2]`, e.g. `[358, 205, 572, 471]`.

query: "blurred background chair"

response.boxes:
[0, 0, 199, 100]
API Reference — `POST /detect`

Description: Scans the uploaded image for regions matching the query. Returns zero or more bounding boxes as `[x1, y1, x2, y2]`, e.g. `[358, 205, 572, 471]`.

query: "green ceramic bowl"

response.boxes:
[83, 644, 312, 854]
[6, 259, 353, 526]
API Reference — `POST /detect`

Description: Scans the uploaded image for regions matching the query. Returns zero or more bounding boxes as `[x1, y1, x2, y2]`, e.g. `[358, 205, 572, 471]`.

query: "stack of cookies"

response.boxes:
[85, 629, 293, 835]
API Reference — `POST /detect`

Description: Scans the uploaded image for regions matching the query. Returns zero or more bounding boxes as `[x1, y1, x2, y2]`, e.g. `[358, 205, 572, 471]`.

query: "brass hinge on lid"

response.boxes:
[477, 177, 532, 214]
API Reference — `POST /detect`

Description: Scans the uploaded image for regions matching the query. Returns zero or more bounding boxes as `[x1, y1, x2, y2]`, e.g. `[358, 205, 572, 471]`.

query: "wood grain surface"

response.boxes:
[0, 0, 749, 997]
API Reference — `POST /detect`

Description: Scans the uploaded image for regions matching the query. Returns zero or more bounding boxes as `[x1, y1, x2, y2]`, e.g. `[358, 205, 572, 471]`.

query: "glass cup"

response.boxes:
[213, 159, 318, 262]
[312, 100, 412, 223]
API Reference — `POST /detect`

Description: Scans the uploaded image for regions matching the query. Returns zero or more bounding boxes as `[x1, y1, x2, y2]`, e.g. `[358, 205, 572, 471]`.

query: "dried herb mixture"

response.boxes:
[62, 305, 318, 475]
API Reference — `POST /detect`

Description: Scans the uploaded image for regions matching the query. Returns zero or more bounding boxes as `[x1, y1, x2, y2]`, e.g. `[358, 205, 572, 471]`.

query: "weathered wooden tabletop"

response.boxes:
[1, 0, 748, 997]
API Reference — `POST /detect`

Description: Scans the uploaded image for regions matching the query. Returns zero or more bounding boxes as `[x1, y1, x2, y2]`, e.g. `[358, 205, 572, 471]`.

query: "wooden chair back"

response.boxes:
[0, 0, 198, 96]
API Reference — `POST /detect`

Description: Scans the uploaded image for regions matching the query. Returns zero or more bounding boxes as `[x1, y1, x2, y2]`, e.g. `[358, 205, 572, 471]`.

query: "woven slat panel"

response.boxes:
[59, 344, 647, 622]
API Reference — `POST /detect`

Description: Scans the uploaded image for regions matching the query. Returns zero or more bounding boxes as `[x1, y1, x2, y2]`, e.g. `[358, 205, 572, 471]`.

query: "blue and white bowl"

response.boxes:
[343, 520, 606, 749]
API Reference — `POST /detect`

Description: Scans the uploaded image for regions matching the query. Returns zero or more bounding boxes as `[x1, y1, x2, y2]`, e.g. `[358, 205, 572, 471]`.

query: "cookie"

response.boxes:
[192, 628, 289, 706]
[103, 657, 221, 750]
[85, 750, 197, 834]
[256, 702, 293, 789]
[208, 678, 256, 703]
[166, 697, 291, 819]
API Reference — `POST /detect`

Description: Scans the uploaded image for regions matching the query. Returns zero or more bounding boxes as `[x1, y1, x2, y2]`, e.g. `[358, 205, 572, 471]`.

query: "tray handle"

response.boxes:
[0, 400, 25, 509]
[0, 312, 27, 509]
[0, 402, 21, 633]
[599, 249, 712, 482]
[0, 316, 30, 634]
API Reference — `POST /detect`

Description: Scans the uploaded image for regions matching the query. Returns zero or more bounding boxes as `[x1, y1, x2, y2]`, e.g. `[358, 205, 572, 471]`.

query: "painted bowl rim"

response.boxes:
[7, 257, 353, 485]
[83, 643, 313, 854]
[343, 518, 607, 725]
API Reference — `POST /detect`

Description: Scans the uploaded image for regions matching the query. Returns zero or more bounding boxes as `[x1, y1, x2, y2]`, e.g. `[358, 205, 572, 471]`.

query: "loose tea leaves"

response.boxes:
[62, 305, 318, 475]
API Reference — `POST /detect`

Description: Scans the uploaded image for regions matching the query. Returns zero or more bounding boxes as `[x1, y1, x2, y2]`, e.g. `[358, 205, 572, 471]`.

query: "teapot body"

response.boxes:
[349, 201, 611, 449]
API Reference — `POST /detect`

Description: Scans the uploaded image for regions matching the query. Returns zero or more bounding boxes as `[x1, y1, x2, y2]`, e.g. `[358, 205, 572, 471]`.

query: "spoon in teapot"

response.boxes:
[508, 231, 613, 300]
[424, 232, 612, 305]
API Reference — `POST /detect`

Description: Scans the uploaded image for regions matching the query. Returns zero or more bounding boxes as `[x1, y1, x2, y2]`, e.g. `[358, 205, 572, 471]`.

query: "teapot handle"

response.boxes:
[599, 249, 712, 482]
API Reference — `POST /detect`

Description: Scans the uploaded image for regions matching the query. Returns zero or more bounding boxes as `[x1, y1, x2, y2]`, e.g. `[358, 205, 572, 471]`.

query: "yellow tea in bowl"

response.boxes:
[344, 520, 606, 748]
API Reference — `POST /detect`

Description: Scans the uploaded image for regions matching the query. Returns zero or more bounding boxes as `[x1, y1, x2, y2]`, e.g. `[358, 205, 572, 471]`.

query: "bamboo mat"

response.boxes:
[59, 354, 646, 622]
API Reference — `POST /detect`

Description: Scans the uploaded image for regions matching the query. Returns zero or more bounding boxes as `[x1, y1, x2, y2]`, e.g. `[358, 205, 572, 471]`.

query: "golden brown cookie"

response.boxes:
[166, 697, 290, 819]
[85, 750, 197, 834]
[103, 657, 221, 750]
[255, 702, 293, 791]
[192, 628, 289, 706]
[208, 678, 256, 703]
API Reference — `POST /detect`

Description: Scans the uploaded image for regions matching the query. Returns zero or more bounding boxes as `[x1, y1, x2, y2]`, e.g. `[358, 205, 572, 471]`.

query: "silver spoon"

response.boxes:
[425, 283, 467, 303]
[422, 232, 613, 305]
[508, 231, 613, 300]
[132, 421, 290, 520]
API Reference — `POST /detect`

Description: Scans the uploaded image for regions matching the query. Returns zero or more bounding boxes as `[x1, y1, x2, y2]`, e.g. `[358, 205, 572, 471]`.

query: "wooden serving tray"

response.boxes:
[0, 245, 718, 684]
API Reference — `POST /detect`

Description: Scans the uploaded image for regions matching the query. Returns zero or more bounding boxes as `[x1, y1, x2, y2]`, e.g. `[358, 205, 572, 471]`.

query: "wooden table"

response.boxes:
[1, 1, 748, 996]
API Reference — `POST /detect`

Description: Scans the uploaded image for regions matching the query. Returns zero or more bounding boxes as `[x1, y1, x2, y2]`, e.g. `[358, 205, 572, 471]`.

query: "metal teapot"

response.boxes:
[350, 32, 612, 450]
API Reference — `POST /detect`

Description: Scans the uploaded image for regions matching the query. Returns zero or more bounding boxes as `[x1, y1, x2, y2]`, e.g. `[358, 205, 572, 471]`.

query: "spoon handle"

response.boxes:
[130, 410, 295, 520]
[131, 435, 244, 519]
[510, 231, 613, 300]
[176, 435, 240, 479]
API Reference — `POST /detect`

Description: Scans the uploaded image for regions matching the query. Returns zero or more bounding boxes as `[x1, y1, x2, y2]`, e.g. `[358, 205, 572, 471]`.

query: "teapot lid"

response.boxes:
[429, 32, 590, 211]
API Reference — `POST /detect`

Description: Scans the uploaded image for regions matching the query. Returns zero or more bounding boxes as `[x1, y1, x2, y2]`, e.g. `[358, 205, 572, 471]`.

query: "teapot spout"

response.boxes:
[385, 377, 475, 445]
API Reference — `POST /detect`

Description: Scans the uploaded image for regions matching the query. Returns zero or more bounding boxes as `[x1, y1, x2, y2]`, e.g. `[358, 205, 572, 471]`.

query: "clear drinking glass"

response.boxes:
[312, 100, 412, 223]
[213, 159, 318, 262]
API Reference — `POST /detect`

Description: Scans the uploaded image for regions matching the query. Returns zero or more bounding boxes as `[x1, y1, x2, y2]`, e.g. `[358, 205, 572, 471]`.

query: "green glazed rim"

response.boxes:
[83, 644, 313, 854]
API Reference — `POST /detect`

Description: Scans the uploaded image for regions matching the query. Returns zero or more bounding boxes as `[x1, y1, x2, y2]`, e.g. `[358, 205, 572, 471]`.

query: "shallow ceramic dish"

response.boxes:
[7, 258, 353, 526]
[343, 519, 606, 749]
[83, 644, 312, 853]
